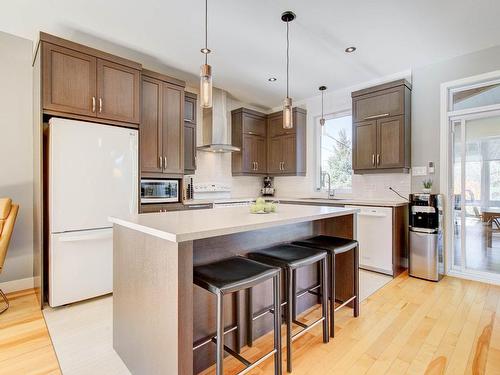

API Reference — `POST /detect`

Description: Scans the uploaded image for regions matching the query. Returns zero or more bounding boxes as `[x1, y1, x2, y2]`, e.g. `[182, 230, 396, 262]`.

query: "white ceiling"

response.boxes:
[2, 0, 500, 108]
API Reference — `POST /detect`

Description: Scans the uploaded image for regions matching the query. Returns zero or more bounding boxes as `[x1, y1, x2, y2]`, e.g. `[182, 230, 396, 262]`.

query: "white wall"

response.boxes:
[0, 32, 34, 284]
[411, 44, 500, 193]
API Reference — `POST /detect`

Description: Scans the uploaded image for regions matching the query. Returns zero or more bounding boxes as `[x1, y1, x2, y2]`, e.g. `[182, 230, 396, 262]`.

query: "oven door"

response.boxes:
[140, 179, 179, 203]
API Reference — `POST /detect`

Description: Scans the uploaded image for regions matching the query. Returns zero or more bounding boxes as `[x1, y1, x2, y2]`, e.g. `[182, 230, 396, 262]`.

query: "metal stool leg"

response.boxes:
[354, 245, 360, 317]
[216, 292, 224, 375]
[286, 268, 293, 373]
[235, 291, 241, 353]
[246, 288, 254, 347]
[273, 274, 282, 375]
[330, 253, 336, 337]
[320, 258, 329, 343]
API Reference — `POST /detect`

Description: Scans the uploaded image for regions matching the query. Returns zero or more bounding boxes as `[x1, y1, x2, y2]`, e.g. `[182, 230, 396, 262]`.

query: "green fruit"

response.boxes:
[250, 205, 259, 213]
[255, 204, 265, 212]
[255, 197, 265, 205]
[270, 203, 277, 212]
[264, 203, 272, 213]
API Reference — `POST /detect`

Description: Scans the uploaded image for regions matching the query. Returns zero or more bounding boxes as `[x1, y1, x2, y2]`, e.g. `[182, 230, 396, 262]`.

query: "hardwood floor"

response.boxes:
[2, 273, 500, 375]
[0, 289, 60, 375]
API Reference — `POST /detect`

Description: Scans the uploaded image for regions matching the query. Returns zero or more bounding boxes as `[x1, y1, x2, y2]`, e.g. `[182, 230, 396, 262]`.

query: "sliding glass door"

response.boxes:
[451, 113, 500, 274]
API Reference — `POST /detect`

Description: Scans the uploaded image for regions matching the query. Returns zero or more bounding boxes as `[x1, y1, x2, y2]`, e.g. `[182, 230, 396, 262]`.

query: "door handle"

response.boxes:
[99, 98, 103, 113]
[164, 156, 167, 169]
[282, 161, 285, 171]
[92, 97, 96, 113]
[372, 154, 375, 166]
[377, 154, 380, 165]
[159, 156, 163, 169]
[255, 161, 258, 170]
[363, 113, 389, 120]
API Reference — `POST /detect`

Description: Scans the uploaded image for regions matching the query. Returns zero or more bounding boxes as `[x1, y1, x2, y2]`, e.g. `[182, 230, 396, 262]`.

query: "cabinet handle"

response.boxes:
[248, 131, 255, 135]
[372, 154, 375, 166]
[164, 156, 167, 169]
[255, 161, 258, 170]
[377, 154, 380, 165]
[363, 113, 389, 120]
[159, 156, 163, 169]
[99, 98, 103, 113]
[92, 97, 96, 113]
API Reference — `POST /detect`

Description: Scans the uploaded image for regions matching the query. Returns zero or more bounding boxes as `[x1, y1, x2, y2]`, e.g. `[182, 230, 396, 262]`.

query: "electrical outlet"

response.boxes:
[412, 166, 427, 176]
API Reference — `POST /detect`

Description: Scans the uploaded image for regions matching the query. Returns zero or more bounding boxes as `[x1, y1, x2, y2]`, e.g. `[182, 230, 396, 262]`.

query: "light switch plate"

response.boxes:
[412, 166, 427, 176]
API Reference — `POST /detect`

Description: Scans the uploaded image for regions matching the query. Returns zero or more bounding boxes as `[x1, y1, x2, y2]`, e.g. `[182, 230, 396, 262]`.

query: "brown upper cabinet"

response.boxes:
[267, 108, 306, 176]
[41, 33, 141, 127]
[352, 79, 411, 173]
[231, 108, 267, 175]
[184, 92, 197, 175]
[140, 70, 185, 178]
[231, 107, 306, 176]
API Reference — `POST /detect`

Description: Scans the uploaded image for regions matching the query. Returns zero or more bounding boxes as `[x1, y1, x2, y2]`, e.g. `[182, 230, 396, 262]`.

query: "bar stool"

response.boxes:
[293, 236, 359, 337]
[193, 256, 282, 375]
[247, 244, 329, 373]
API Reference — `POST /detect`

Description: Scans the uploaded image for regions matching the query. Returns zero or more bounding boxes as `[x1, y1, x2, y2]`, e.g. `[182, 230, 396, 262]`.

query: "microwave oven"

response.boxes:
[140, 179, 179, 204]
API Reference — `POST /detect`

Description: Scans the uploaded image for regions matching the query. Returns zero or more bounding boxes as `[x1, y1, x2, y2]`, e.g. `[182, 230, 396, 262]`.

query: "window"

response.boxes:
[316, 112, 353, 192]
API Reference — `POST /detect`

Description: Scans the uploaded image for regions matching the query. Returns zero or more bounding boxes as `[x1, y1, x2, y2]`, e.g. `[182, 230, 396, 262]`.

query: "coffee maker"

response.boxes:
[261, 176, 275, 197]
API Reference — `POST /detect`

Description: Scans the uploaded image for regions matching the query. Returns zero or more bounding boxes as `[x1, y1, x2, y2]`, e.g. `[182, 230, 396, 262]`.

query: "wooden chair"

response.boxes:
[0, 198, 20, 314]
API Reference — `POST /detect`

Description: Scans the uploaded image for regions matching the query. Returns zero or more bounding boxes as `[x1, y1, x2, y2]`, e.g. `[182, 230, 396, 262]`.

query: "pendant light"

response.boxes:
[319, 86, 327, 127]
[281, 11, 295, 129]
[200, 0, 212, 108]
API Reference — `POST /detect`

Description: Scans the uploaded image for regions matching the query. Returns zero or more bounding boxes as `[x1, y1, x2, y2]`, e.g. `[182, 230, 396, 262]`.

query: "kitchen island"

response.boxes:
[109, 204, 358, 375]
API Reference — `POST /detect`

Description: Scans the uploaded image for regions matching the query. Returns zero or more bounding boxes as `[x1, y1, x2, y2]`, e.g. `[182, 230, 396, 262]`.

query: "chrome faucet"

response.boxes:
[321, 171, 335, 199]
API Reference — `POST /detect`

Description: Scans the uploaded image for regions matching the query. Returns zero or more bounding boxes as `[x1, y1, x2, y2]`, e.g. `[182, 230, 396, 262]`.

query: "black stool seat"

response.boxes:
[293, 235, 358, 254]
[247, 244, 327, 269]
[194, 256, 279, 294]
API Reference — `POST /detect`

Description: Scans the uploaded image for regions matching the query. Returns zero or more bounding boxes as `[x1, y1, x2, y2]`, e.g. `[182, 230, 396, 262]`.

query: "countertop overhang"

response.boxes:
[109, 204, 359, 243]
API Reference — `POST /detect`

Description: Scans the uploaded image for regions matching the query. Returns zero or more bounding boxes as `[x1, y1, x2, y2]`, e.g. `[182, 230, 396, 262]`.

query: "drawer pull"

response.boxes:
[363, 113, 389, 120]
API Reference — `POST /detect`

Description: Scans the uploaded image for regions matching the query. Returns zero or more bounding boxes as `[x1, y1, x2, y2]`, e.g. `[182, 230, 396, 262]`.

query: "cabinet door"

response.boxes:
[377, 116, 405, 168]
[184, 95, 196, 124]
[184, 123, 196, 174]
[161, 83, 184, 174]
[352, 86, 404, 122]
[140, 77, 163, 174]
[353, 121, 377, 170]
[242, 134, 256, 173]
[97, 59, 140, 123]
[281, 134, 296, 173]
[268, 137, 283, 174]
[243, 114, 266, 136]
[254, 136, 267, 173]
[42, 43, 97, 117]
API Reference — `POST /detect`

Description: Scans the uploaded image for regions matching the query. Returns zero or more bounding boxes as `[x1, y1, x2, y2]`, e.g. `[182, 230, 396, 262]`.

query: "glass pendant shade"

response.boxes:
[200, 64, 212, 108]
[283, 97, 293, 129]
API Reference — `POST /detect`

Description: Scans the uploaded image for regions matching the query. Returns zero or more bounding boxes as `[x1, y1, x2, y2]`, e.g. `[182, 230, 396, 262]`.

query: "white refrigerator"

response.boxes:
[48, 118, 138, 307]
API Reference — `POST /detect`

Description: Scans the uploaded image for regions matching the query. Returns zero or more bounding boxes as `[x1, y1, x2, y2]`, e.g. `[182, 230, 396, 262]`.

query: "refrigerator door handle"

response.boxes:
[58, 229, 112, 242]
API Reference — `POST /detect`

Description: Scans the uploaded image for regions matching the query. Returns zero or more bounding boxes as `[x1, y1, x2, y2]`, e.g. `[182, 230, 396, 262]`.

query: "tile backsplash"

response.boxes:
[351, 173, 411, 200]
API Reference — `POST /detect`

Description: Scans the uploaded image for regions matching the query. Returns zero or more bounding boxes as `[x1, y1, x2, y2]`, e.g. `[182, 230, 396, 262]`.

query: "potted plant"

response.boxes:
[422, 179, 433, 193]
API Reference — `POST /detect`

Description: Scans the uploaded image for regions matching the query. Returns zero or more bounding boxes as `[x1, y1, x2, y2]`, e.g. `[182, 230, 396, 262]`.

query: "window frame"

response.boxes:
[314, 109, 353, 194]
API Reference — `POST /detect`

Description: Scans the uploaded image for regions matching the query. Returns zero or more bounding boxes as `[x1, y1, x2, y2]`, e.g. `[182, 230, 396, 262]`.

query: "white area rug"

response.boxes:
[44, 269, 391, 375]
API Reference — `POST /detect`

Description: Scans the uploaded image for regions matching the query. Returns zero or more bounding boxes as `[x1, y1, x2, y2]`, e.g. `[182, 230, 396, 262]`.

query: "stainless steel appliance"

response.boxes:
[140, 179, 179, 204]
[261, 176, 275, 197]
[409, 193, 443, 281]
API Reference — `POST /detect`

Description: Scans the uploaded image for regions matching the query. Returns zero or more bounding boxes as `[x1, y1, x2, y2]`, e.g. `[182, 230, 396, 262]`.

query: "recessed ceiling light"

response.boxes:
[345, 46, 356, 53]
[268, 77, 277, 82]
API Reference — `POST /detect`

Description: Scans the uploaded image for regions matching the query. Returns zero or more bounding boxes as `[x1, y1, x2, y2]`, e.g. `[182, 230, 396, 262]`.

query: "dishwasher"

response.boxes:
[345, 205, 393, 275]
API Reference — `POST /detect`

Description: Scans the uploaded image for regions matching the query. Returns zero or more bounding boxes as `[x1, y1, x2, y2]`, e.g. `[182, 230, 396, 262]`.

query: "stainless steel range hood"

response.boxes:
[197, 89, 240, 153]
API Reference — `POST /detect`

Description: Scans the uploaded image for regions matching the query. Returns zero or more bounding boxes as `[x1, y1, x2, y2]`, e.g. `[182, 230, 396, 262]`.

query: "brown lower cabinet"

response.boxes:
[352, 80, 411, 173]
[140, 70, 185, 178]
[231, 107, 306, 176]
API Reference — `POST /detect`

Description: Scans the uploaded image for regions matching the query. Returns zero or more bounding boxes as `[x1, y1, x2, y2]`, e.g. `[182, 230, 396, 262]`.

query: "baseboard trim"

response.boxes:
[0, 277, 34, 293]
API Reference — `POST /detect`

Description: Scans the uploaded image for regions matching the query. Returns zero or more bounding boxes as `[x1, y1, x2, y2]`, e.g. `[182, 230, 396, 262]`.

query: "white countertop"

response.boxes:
[183, 196, 407, 208]
[110, 204, 358, 243]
